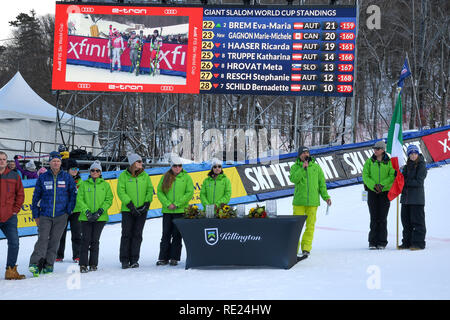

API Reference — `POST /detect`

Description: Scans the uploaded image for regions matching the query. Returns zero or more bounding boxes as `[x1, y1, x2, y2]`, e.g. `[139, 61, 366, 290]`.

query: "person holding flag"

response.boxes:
[399, 144, 427, 250]
[362, 140, 396, 250]
[385, 57, 413, 248]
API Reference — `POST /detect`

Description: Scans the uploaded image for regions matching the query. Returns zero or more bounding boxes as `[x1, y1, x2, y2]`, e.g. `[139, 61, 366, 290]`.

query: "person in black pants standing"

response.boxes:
[76, 161, 113, 272]
[399, 144, 427, 250]
[156, 155, 194, 266]
[117, 154, 154, 269]
[362, 141, 396, 250]
[56, 159, 82, 263]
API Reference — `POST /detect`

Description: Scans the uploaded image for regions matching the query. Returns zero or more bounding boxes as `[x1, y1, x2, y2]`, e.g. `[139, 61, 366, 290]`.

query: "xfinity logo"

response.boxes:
[108, 84, 144, 91]
[437, 132, 450, 153]
[112, 8, 147, 14]
[68, 39, 108, 59]
[204, 228, 262, 246]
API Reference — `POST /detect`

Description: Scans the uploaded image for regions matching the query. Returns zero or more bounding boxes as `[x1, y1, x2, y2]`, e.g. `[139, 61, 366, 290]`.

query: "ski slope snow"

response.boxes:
[1, 164, 449, 300]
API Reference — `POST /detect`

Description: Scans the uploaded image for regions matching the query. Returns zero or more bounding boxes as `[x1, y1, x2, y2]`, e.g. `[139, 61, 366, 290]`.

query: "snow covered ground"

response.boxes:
[65, 64, 187, 85]
[1, 164, 449, 300]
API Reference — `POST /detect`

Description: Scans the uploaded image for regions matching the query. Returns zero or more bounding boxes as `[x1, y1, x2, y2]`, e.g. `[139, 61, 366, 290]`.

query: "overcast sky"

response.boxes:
[0, 0, 56, 42]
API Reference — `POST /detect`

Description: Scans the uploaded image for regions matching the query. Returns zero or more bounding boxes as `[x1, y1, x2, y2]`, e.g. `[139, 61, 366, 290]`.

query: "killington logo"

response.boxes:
[205, 228, 219, 246]
[204, 228, 262, 246]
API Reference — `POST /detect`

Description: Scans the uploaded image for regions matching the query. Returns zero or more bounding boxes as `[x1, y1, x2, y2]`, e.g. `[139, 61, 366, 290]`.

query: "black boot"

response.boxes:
[156, 260, 168, 266]
[169, 260, 178, 266]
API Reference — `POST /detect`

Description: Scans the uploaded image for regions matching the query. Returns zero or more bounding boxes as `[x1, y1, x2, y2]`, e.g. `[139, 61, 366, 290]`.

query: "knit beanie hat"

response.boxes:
[210, 158, 222, 169]
[374, 140, 386, 150]
[170, 154, 183, 166]
[89, 160, 102, 172]
[49, 151, 62, 161]
[128, 153, 142, 166]
[67, 158, 78, 170]
[25, 161, 36, 171]
[407, 144, 420, 157]
[297, 146, 310, 156]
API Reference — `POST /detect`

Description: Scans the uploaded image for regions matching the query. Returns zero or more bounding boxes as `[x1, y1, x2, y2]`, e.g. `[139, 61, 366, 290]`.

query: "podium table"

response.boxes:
[173, 216, 306, 269]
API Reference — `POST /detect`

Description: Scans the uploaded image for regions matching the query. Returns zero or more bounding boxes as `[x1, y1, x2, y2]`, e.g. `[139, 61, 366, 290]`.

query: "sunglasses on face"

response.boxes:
[172, 164, 182, 168]
[373, 147, 382, 151]
[90, 169, 101, 173]
[70, 167, 79, 171]
[213, 165, 222, 169]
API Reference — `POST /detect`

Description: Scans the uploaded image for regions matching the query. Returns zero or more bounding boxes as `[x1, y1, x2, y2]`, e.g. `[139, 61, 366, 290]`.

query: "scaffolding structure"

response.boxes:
[54, 0, 359, 165]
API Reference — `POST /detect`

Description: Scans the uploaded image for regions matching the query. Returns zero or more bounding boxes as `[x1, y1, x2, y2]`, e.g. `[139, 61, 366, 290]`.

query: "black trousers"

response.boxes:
[367, 190, 391, 247]
[119, 212, 147, 265]
[158, 213, 183, 261]
[79, 221, 106, 267]
[401, 204, 426, 249]
[57, 212, 81, 260]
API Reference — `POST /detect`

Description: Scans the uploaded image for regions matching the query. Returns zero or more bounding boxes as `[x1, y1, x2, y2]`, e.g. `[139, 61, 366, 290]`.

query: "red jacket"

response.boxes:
[0, 167, 25, 223]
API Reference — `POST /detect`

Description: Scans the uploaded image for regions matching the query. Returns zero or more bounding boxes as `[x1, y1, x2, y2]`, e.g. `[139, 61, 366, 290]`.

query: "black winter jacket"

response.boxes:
[400, 154, 427, 205]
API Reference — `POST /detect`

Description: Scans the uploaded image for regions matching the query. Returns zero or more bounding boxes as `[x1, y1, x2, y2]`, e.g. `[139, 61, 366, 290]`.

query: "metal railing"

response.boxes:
[0, 137, 33, 158]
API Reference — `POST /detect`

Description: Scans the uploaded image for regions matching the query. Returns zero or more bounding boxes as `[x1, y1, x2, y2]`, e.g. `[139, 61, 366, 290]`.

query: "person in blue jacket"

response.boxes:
[28, 151, 77, 276]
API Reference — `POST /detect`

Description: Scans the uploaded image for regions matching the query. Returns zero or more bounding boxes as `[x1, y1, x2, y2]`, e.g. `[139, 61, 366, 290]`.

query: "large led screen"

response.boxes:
[52, 2, 357, 96]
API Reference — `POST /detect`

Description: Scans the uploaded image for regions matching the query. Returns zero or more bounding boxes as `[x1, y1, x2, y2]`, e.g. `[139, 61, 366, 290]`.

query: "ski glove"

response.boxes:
[90, 208, 104, 222]
[137, 202, 150, 216]
[126, 202, 140, 217]
[374, 184, 384, 193]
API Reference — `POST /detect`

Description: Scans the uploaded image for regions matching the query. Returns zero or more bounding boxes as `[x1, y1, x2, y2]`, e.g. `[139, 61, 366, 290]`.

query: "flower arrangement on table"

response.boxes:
[215, 203, 237, 219]
[184, 205, 205, 219]
[248, 205, 267, 218]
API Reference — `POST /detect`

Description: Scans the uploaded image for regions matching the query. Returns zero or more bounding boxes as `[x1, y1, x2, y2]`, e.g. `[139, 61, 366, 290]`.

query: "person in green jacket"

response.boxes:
[117, 153, 154, 269]
[156, 155, 194, 266]
[289, 146, 331, 259]
[76, 161, 113, 273]
[200, 158, 232, 210]
[362, 140, 395, 250]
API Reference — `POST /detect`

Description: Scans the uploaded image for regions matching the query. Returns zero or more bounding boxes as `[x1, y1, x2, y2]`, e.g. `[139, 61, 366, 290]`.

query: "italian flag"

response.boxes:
[386, 91, 405, 201]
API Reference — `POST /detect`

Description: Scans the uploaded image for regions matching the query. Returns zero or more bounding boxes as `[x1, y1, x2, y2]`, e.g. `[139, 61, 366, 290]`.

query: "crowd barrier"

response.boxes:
[2, 125, 449, 239]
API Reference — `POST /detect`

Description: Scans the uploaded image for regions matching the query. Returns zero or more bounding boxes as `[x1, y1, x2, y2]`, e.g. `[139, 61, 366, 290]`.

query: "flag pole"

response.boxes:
[396, 87, 400, 250]
[394, 87, 402, 250]
[406, 52, 423, 130]
[396, 197, 399, 249]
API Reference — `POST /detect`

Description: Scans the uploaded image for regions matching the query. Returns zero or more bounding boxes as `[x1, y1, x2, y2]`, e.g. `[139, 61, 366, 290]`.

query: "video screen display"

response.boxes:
[52, 2, 357, 96]
[52, 3, 203, 93]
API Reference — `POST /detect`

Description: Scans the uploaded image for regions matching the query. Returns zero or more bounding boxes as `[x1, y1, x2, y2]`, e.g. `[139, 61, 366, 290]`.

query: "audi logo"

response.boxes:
[164, 9, 178, 15]
[78, 83, 91, 89]
[81, 7, 95, 13]
[161, 85, 174, 91]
